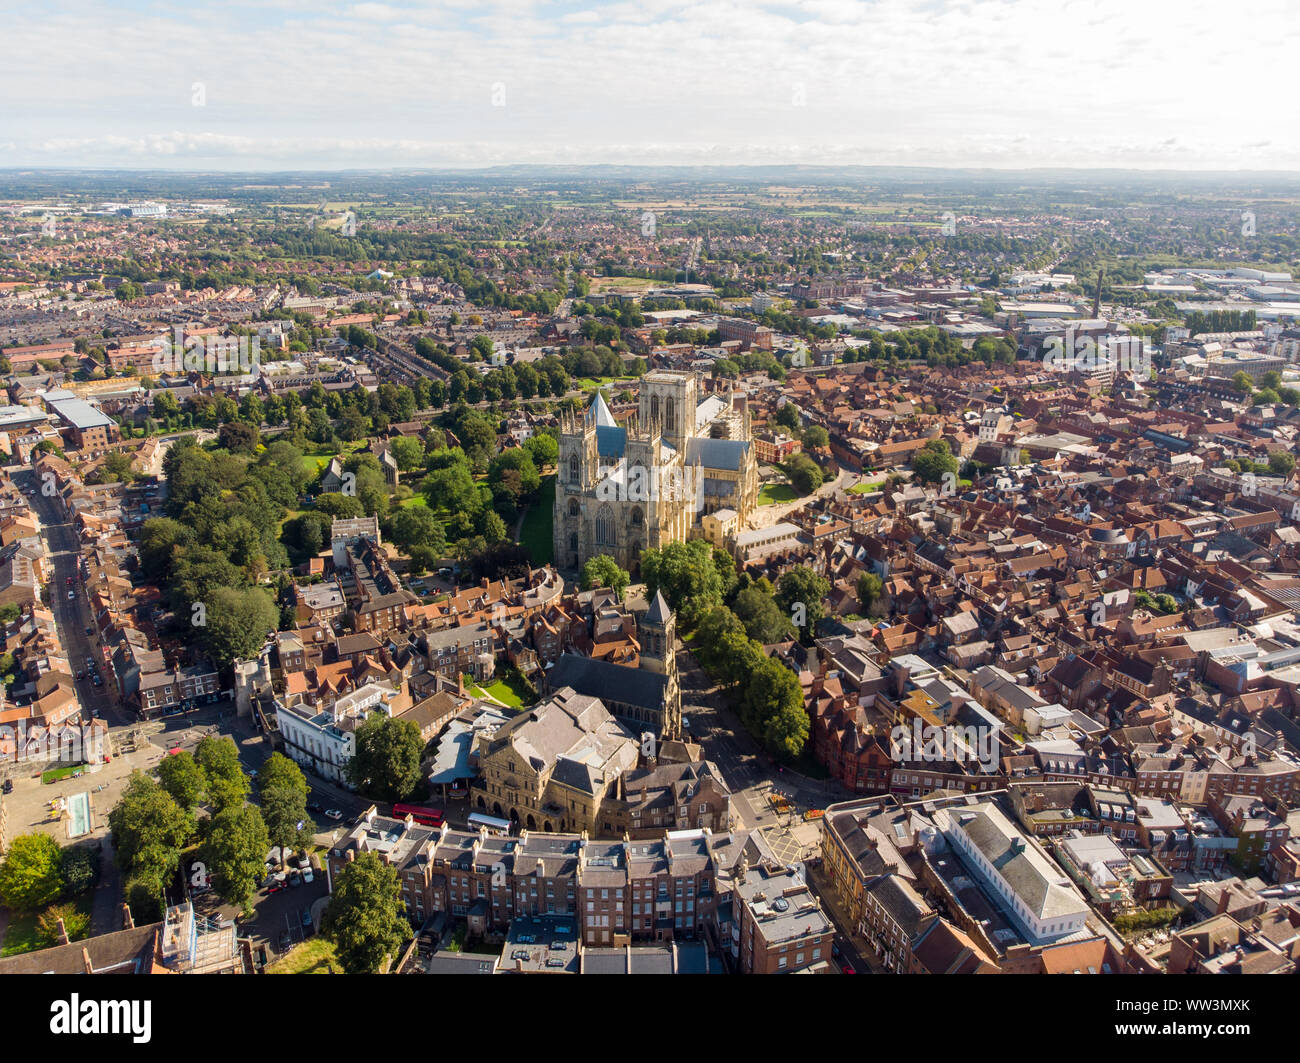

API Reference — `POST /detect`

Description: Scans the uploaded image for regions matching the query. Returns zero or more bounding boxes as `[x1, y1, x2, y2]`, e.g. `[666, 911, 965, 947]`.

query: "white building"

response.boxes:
[936, 800, 1091, 944]
[274, 681, 403, 785]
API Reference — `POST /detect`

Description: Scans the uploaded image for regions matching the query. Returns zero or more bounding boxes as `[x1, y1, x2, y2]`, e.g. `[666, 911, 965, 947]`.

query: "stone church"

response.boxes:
[554, 369, 758, 574]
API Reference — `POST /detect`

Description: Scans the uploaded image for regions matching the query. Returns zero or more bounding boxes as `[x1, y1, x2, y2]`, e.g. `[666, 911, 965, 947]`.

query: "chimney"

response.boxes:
[82, 947, 94, 975]
[121, 903, 134, 930]
[56, 916, 70, 946]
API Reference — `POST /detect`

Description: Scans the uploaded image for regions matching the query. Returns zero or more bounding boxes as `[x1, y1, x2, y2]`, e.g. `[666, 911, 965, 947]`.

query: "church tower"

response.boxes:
[639, 589, 681, 739]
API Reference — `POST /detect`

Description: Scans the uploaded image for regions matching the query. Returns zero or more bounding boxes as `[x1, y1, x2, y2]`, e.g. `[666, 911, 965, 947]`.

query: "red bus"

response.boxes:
[392, 803, 444, 827]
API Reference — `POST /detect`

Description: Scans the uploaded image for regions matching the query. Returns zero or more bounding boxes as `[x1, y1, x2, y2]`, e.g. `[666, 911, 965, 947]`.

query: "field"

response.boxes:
[758, 482, 798, 506]
[266, 937, 342, 974]
[519, 475, 555, 564]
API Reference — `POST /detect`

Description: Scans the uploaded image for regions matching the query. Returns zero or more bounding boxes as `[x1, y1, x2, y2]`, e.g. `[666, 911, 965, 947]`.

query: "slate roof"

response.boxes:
[548, 653, 669, 713]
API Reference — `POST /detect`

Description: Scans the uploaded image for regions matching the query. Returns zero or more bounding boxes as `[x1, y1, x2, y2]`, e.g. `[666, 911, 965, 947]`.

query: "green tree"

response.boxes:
[195, 735, 251, 813]
[582, 555, 631, 598]
[322, 851, 409, 974]
[1268, 451, 1295, 477]
[742, 658, 808, 761]
[783, 453, 823, 495]
[857, 572, 884, 614]
[731, 584, 796, 643]
[108, 773, 195, 906]
[258, 753, 314, 862]
[59, 845, 100, 898]
[775, 566, 831, 640]
[199, 586, 279, 667]
[389, 506, 448, 555]
[156, 750, 205, 810]
[0, 833, 64, 912]
[801, 424, 830, 450]
[346, 715, 423, 801]
[200, 804, 270, 914]
[639, 539, 729, 627]
[911, 439, 959, 485]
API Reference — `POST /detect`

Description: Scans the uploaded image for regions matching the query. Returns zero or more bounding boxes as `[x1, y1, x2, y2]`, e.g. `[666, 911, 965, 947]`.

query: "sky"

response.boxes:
[0, 0, 1297, 172]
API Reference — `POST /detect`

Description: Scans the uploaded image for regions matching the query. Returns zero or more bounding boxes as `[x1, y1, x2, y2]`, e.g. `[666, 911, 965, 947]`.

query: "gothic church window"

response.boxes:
[595, 505, 617, 546]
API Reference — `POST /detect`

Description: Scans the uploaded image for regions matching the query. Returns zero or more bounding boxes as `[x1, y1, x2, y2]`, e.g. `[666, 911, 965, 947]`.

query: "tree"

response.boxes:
[742, 658, 808, 761]
[582, 555, 630, 599]
[388, 435, 425, 472]
[258, 753, 314, 862]
[775, 566, 831, 640]
[38, 902, 90, 946]
[783, 453, 823, 495]
[731, 584, 796, 643]
[347, 715, 423, 801]
[1268, 451, 1295, 477]
[389, 506, 447, 555]
[775, 403, 801, 432]
[801, 424, 830, 451]
[199, 586, 279, 667]
[59, 845, 101, 898]
[200, 805, 270, 914]
[108, 773, 195, 906]
[911, 439, 959, 485]
[156, 750, 205, 810]
[195, 735, 251, 813]
[322, 851, 409, 974]
[857, 572, 884, 615]
[639, 539, 729, 627]
[0, 833, 64, 912]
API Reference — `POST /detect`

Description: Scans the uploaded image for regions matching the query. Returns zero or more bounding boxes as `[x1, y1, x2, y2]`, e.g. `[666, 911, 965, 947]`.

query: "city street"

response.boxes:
[17, 464, 122, 726]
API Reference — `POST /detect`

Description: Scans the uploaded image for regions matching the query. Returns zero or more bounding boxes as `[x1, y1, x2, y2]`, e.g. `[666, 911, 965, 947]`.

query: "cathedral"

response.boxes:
[554, 369, 758, 574]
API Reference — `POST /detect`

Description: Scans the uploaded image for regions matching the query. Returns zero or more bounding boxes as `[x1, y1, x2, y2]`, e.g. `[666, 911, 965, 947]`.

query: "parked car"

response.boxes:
[301, 865, 314, 885]
[289, 870, 303, 888]
[325, 809, 343, 820]
[278, 929, 292, 949]
[300, 907, 313, 929]
[306, 802, 324, 813]
[2, 779, 12, 794]
[67, 591, 75, 600]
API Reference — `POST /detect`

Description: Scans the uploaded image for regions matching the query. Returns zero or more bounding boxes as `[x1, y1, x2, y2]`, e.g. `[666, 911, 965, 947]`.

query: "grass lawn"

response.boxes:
[480, 667, 538, 709]
[1, 896, 94, 957]
[40, 764, 84, 785]
[266, 937, 342, 974]
[758, 482, 798, 506]
[520, 475, 555, 564]
[848, 479, 886, 495]
[399, 494, 429, 509]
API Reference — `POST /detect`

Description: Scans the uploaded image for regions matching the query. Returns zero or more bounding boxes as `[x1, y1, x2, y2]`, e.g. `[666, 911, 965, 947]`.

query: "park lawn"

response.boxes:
[848, 478, 886, 495]
[758, 482, 798, 505]
[399, 494, 429, 509]
[40, 764, 83, 784]
[266, 937, 342, 974]
[1, 895, 94, 957]
[520, 476, 555, 564]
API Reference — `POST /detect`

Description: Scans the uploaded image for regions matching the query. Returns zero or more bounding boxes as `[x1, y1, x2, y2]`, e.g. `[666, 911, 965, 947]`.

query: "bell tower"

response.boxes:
[639, 589, 681, 739]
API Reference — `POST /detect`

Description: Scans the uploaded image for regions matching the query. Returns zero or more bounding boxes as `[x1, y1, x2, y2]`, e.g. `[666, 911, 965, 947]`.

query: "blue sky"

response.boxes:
[0, 0, 1296, 171]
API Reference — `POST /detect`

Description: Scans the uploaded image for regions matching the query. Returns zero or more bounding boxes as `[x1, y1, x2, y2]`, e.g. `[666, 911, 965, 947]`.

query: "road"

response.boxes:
[17, 465, 123, 727]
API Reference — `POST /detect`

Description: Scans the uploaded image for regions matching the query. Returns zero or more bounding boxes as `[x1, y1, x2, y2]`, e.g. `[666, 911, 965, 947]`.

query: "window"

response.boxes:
[595, 504, 616, 546]
[569, 453, 580, 483]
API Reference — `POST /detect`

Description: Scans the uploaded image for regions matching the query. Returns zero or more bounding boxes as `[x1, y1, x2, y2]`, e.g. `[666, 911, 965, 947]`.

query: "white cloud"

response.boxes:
[0, 0, 1296, 170]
